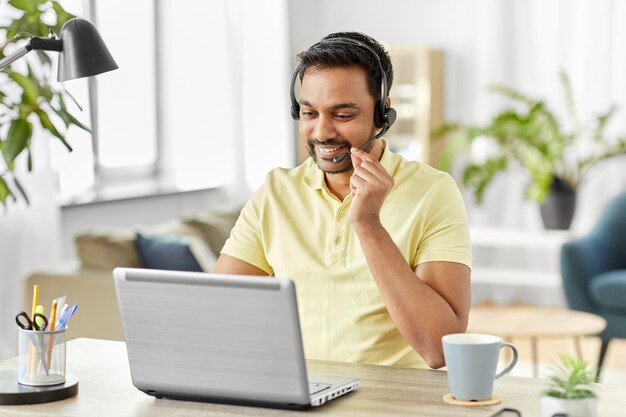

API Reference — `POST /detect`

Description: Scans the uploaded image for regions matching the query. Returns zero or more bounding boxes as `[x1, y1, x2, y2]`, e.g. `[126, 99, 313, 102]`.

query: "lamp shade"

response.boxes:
[57, 18, 118, 82]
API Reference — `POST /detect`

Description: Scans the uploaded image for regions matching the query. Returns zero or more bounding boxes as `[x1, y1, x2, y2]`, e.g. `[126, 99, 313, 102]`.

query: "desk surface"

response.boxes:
[468, 306, 607, 338]
[1, 338, 625, 417]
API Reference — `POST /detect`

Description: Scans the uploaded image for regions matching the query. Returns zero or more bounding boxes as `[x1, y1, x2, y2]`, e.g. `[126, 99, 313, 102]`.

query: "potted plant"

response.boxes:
[541, 353, 597, 417]
[435, 71, 626, 229]
[0, 0, 89, 207]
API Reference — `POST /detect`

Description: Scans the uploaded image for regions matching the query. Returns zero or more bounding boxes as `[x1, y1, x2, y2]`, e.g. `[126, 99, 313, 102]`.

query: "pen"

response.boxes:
[53, 296, 67, 328]
[57, 304, 69, 328]
[58, 304, 78, 329]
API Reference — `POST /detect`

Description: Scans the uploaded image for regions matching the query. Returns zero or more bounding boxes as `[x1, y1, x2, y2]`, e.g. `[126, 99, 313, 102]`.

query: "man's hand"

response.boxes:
[349, 147, 394, 228]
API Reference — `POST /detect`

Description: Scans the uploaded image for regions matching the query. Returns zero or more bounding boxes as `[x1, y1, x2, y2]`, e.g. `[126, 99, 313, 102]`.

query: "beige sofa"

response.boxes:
[24, 206, 241, 341]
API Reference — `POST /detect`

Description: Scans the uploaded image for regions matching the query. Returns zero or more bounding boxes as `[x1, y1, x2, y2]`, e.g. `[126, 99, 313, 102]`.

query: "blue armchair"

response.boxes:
[561, 190, 626, 378]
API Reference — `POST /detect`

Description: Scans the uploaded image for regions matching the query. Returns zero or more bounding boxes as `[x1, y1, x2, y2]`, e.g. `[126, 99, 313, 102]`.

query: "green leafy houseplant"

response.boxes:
[435, 71, 626, 204]
[542, 354, 596, 400]
[541, 354, 598, 417]
[0, 0, 90, 207]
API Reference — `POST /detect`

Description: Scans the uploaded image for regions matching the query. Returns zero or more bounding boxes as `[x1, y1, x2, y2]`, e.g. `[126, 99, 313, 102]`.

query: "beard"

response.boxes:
[305, 128, 377, 174]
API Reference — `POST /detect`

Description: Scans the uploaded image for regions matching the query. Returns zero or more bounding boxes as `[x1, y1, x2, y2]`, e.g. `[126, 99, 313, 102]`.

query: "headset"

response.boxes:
[289, 37, 397, 132]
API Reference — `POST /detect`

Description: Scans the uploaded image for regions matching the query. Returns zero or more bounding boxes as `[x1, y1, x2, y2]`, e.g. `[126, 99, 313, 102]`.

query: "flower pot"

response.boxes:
[540, 177, 576, 230]
[541, 395, 597, 417]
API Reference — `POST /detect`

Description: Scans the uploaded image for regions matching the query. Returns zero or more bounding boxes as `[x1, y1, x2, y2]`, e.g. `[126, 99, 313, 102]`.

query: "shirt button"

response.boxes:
[337, 210, 345, 218]
[335, 236, 342, 245]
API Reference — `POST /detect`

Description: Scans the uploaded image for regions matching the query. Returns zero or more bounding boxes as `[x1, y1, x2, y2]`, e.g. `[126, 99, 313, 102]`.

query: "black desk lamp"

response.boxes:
[0, 18, 118, 81]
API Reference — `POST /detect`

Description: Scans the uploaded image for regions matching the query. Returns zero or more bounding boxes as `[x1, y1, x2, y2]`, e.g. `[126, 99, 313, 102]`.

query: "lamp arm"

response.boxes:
[0, 45, 31, 70]
[0, 37, 63, 71]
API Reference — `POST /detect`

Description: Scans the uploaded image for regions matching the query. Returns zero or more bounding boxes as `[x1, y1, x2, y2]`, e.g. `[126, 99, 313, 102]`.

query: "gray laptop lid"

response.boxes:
[113, 268, 311, 407]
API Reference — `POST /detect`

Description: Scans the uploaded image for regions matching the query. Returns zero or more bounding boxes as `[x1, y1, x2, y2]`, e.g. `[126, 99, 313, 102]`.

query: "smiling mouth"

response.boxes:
[317, 145, 347, 158]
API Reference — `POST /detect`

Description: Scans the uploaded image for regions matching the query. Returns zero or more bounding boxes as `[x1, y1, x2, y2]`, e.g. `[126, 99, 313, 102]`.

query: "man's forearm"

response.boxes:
[353, 220, 470, 368]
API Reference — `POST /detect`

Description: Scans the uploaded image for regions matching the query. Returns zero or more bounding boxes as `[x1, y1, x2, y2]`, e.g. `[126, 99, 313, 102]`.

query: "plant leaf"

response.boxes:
[50, 104, 91, 132]
[8, 72, 39, 106]
[35, 50, 52, 68]
[34, 109, 73, 151]
[592, 105, 617, 143]
[2, 118, 32, 166]
[8, 0, 42, 13]
[560, 70, 581, 137]
[51, 1, 76, 35]
[0, 176, 15, 206]
[489, 84, 535, 106]
[12, 175, 30, 205]
[6, 11, 45, 38]
[27, 62, 53, 102]
[463, 156, 509, 203]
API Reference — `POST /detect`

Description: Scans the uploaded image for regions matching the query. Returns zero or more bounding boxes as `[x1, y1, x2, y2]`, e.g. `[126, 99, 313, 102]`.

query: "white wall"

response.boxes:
[288, 0, 477, 124]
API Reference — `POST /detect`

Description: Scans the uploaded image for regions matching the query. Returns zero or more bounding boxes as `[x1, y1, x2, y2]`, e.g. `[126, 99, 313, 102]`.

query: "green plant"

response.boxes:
[0, 0, 90, 207]
[435, 71, 626, 203]
[542, 353, 597, 400]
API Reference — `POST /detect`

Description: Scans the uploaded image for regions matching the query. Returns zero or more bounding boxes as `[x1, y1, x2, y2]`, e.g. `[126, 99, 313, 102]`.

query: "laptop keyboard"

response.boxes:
[309, 382, 332, 395]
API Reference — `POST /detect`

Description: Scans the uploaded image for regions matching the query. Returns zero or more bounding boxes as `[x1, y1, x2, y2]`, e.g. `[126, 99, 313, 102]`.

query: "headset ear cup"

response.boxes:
[384, 106, 397, 126]
[291, 102, 300, 120]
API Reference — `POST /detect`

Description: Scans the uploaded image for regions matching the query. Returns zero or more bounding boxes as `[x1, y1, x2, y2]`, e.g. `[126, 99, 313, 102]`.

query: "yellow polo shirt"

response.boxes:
[221, 141, 471, 368]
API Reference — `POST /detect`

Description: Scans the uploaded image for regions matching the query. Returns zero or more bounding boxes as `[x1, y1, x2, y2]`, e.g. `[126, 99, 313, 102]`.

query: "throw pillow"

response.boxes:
[182, 206, 242, 256]
[135, 233, 203, 272]
[75, 230, 143, 270]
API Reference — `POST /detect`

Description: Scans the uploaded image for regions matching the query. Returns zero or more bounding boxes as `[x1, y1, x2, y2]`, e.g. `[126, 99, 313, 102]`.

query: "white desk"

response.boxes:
[1, 338, 625, 416]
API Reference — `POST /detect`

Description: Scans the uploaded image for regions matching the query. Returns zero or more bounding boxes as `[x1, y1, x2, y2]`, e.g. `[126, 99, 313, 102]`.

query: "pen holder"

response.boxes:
[18, 327, 67, 386]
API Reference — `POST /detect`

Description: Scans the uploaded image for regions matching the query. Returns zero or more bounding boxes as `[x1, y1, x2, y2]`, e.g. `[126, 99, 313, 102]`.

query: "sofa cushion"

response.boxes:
[75, 230, 143, 269]
[182, 207, 241, 255]
[588, 269, 626, 313]
[135, 233, 204, 272]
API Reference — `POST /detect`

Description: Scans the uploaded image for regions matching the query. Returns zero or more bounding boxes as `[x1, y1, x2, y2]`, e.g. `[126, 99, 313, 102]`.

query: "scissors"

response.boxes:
[15, 311, 50, 376]
[15, 311, 49, 331]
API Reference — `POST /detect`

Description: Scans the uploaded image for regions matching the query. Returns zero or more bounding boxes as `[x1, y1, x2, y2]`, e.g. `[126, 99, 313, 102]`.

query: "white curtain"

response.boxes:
[466, 0, 626, 233]
[157, 0, 293, 200]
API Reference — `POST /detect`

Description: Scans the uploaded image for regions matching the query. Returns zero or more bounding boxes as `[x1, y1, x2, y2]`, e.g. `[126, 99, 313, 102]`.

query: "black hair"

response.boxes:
[296, 32, 394, 100]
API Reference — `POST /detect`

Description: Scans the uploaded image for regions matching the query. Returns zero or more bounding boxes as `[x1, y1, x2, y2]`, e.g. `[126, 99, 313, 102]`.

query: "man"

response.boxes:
[214, 32, 471, 369]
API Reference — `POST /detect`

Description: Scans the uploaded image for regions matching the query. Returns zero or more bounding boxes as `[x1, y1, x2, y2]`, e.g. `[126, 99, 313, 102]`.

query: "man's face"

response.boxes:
[298, 66, 377, 174]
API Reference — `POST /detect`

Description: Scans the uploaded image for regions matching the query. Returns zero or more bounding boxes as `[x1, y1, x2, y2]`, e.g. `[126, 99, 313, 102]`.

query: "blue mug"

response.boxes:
[442, 333, 518, 401]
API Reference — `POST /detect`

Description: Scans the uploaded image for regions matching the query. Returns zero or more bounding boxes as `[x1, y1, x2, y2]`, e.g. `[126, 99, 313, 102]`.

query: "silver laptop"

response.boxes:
[113, 267, 359, 409]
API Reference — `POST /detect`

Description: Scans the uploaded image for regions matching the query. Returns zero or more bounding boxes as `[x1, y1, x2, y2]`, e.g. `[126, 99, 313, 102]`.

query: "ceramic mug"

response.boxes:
[442, 333, 518, 401]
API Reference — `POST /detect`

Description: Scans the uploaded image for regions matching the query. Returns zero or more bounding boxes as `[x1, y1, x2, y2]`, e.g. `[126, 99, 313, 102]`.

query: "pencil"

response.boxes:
[47, 300, 58, 371]
[31, 285, 39, 321]
[29, 285, 40, 380]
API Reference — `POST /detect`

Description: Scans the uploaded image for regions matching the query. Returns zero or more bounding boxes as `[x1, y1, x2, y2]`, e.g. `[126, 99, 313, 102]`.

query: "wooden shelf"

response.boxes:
[387, 47, 444, 165]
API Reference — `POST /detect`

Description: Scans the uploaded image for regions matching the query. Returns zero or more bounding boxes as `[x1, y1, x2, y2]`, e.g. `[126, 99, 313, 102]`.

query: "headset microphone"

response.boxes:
[331, 124, 391, 164]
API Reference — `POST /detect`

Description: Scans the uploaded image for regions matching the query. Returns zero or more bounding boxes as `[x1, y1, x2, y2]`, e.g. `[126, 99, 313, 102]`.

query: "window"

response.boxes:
[55, 0, 293, 200]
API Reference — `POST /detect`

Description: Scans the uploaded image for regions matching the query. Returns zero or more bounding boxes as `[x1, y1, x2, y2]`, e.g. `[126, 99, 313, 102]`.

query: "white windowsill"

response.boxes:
[58, 175, 222, 208]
